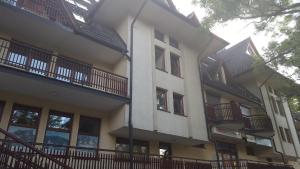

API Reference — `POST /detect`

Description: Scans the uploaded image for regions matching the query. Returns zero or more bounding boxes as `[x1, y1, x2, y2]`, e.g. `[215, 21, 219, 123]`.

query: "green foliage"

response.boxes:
[193, 0, 300, 97]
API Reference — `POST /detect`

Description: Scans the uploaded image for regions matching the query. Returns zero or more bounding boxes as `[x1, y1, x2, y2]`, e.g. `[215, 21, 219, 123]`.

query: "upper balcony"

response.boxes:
[206, 102, 244, 130]
[244, 114, 274, 137]
[0, 0, 127, 66]
[0, 37, 128, 111]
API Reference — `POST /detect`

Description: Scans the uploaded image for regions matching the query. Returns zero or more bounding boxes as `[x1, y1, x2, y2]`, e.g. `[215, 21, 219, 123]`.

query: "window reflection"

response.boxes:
[44, 111, 73, 149]
[115, 138, 149, 154]
[8, 104, 40, 143]
[77, 117, 100, 149]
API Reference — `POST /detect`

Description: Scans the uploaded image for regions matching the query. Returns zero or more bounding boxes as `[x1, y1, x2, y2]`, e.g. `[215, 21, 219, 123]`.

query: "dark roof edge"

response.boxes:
[74, 29, 128, 54]
[151, 0, 228, 46]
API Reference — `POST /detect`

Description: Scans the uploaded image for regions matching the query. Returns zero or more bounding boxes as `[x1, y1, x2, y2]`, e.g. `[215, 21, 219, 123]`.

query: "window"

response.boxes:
[44, 111, 73, 147]
[0, 101, 5, 121]
[279, 127, 286, 142]
[115, 138, 149, 154]
[159, 142, 172, 157]
[285, 128, 293, 144]
[240, 105, 251, 116]
[270, 97, 279, 114]
[55, 57, 91, 84]
[7, 41, 51, 75]
[154, 30, 164, 42]
[155, 46, 165, 71]
[268, 86, 273, 93]
[77, 116, 100, 149]
[157, 88, 168, 112]
[170, 53, 181, 77]
[8, 104, 41, 143]
[173, 93, 184, 116]
[246, 146, 255, 156]
[169, 37, 179, 49]
[277, 100, 285, 116]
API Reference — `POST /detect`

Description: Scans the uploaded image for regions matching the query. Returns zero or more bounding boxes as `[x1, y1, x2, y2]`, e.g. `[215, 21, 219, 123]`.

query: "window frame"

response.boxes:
[154, 30, 165, 42]
[285, 128, 293, 144]
[170, 53, 181, 77]
[115, 137, 149, 154]
[279, 127, 286, 142]
[155, 46, 166, 71]
[0, 101, 5, 121]
[169, 37, 179, 49]
[6, 40, 51, 76]
[173, 93, 184, 116]
[77, 116, 101, 149]
[7, 104, 42, 143]
[44, 110, 73, 146]
[156, 88, 168, 112]
[55, 56, 92, 85]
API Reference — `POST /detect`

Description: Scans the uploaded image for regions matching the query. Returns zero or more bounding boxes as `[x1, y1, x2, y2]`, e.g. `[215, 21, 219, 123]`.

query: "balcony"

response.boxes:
[211, 160, 293, 169]
[0, 0, 127, 66]
[0, 37, 128, 111]
[244, 115, 274, 137]
[206, 102, 244, 130]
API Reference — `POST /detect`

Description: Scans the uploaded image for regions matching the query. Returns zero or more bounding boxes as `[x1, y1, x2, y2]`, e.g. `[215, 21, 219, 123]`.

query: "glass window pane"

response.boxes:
[78, 117, 100, 136]
[29, 59, 48, 75]
[154, 30, 164, 42]
[48, 114, 72, 130]
[173, 94, 184, 115]
[44, 130, 70, 146]
[8, 126, 36, 143]
[155, 46, 165, 70]
[77, 135, 98, 148]
[10, 108, 39, 127]
[171, 53, 181, 77]
[157, 88, 167, 111]
[56, 66, 71, 82]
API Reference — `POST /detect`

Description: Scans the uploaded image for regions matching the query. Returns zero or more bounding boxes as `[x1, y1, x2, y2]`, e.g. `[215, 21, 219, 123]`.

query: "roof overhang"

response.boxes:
[90, 0, 228, 57]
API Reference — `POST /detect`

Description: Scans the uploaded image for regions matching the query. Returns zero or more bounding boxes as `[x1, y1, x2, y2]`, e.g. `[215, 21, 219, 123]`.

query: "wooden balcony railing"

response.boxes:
[244, 115, 274, 133]
[1, 0, 73, 28]
[211, 160, 294, 169]
[206, 101, 243, 123]
[0, 37, 128, 97]
[0, 137, 294, 169]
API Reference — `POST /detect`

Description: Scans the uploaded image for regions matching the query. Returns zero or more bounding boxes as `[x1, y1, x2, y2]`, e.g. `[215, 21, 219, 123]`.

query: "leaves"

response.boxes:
[193, 0, 300, 111]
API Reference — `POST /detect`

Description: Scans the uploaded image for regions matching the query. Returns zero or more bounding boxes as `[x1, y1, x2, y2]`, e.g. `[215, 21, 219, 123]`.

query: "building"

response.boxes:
[0, 0, 298, 168]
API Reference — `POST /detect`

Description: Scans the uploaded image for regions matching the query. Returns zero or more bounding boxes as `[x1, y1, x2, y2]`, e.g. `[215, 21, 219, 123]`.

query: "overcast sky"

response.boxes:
[172, 0, 271, 53]
[172, 0, 299, 82]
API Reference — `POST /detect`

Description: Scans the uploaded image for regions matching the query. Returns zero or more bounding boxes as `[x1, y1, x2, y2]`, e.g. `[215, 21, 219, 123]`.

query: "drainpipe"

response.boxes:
[128, 1, 149, 169]
[197, 36, 223, 169]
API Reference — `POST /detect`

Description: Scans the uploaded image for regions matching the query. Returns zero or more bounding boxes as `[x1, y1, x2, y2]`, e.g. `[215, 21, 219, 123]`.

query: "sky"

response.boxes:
[172, 0, 299, 82]
[172, 0, 271, 53]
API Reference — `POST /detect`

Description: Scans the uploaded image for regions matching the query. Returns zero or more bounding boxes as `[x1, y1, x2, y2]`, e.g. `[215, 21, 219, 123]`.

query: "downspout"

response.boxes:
[128, 1, 149, 169]
[259, 79, 286, 164]
[197, 36, 222, 169]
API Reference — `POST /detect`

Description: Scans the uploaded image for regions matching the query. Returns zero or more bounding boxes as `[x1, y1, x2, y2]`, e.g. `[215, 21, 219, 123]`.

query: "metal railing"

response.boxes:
[0, 37, 128, 97]
[206, 102, 243, 123]
[244, 115, 274, 132]
[1, 0, 73, 28]
[0, 128, 71, 169]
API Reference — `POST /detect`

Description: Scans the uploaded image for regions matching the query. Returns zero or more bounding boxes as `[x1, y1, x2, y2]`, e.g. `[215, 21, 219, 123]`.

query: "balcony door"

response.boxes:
[216, 142, 238, 169]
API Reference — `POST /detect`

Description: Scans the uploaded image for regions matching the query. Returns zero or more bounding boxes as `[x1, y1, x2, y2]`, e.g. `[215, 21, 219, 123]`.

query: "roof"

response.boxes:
[215, 38, 254, 77]
[64, 0, 127, 53]
[201, 62, 262, 104]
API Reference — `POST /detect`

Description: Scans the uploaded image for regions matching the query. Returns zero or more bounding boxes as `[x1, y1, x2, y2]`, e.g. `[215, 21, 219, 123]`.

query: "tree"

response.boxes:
[192, 0, 300, 110]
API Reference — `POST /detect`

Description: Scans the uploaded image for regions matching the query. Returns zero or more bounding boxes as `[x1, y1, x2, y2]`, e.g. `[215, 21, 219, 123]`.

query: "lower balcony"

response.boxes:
[0, 37, 128, 111]
[0, 127, 294, 169]
[244, 114, 274, 137]
[206, 102, 244, 130]
[211, 160, 293, 169]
